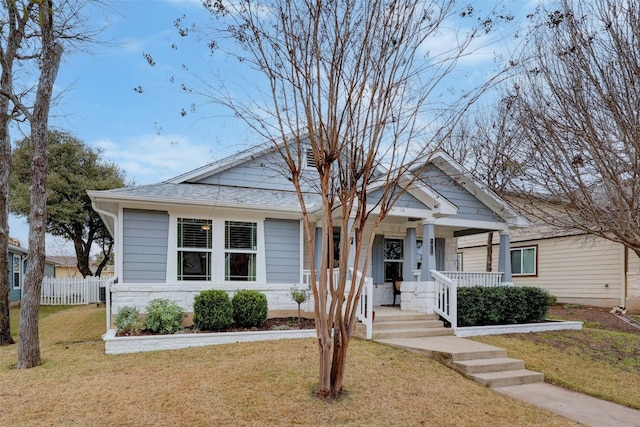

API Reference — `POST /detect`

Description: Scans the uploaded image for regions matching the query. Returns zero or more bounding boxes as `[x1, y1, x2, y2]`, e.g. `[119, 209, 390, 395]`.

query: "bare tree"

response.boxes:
[0, 0, 101, 366]
[509, 0, 640, 258]
[443, 95, 528, 270]
[0, 0, 35, 346]
[176, 0, 512, 397]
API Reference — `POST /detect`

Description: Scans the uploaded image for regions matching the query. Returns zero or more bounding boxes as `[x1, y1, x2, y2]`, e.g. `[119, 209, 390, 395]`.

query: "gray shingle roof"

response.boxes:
[96, 182, 319, 211]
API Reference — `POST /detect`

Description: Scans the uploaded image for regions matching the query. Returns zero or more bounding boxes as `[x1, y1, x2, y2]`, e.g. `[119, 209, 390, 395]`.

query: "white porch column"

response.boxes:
[498, 230, 512, 283]
[403, 227, 417, 281]
[420, 220, 436, 281]
[347, 217, 356, 269]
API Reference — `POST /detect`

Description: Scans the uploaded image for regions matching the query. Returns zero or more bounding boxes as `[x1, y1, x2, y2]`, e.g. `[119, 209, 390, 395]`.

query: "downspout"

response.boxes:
[91, 199, 118, 333]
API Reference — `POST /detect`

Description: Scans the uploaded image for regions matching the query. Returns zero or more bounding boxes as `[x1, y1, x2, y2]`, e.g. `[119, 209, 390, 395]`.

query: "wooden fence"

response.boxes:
[40, 276, 114, 305]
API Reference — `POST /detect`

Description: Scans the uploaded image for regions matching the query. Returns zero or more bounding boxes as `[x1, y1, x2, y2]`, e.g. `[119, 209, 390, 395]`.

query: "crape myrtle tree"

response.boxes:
[508, 0, 640, 259]
[168, 0, 512, 397]
[442, 96, 529, 271]
[10, 131, 126, 278]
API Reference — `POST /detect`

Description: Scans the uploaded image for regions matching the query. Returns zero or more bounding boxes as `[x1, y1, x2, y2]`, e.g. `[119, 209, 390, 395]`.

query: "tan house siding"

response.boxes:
[458, 233, 626, 308]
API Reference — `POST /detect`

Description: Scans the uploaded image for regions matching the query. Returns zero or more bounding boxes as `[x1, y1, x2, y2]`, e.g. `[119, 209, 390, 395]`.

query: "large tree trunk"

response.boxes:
[17, 1, 63, 368]
[0, 121, 13, 346]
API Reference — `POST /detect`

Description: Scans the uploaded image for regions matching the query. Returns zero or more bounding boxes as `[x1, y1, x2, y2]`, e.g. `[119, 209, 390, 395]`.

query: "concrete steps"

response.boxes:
[453, 357, 544, 387]
[370, 310, 454, 340]
[376, 333, 543, 388]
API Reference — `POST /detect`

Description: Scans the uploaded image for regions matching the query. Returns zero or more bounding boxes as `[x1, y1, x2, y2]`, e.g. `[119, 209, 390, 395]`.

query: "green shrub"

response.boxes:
[193, 290, 233, 331]
[457, 286, 552, 327]
[114, 306, 142, 334]
[522, 286, 552, 321]
[232, 290, 268, 328]
[144, 298, 185, 334]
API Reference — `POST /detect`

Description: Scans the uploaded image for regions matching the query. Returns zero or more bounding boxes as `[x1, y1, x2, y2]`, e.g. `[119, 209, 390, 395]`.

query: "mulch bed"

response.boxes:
[548, 304, 640, 335]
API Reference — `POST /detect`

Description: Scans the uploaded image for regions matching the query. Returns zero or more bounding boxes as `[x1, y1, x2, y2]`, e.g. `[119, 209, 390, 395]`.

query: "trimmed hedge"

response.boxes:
[457, 286, 552, 327]
[232, 290, 268, 328]
[193, 290, 233, 331]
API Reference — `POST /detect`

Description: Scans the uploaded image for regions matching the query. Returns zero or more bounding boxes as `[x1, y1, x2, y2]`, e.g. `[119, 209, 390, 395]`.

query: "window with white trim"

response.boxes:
[177, 218, 212, 281]
[384, 238, 403, 282]
[511, 246, 536, 276]
[225, 221, 257, 281]
[12, 256, 21, 289]
[305, 148, 315, 168]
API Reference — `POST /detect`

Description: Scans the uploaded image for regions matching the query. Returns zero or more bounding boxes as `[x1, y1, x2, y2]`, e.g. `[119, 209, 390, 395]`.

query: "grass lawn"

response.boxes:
[473, 328, 640, 410]
[0, 305, 578, 427]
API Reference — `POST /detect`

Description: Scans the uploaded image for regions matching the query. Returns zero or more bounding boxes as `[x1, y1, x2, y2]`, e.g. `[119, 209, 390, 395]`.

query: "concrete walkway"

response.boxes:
[376, 333, 640, 426]
[495, 383, 640, 427]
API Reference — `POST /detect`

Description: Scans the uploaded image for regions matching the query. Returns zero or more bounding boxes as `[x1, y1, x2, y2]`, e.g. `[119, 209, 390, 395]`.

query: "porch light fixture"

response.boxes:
[201, 223, 211, 231]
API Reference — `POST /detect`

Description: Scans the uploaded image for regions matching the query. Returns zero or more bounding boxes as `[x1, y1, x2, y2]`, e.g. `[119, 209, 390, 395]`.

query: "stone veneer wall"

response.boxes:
[109, 283, 314, 323]
[399, 281, 436, 314]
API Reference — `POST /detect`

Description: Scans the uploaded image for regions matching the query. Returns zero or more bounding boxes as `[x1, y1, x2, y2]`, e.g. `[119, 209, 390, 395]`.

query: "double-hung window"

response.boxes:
[383, 238, 403, 282]
[225, 221, 257, 281]
[12, 256, 21, 289]
[511, 246, 536, 276]
[177, 218, 212, 281]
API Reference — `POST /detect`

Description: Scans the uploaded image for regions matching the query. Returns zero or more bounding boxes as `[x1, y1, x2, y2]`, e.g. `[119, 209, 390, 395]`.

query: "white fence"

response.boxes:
[41, 276, 114, 305]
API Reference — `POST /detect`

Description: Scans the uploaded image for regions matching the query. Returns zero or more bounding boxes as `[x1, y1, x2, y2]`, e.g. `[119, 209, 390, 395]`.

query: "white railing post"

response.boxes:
[430, 270, 457, 330]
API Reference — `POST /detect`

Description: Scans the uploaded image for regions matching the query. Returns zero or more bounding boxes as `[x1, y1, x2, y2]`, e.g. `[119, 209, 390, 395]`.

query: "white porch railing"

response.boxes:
[302, 268, 341, 286]
[431, 270, 458, 331]
[353, 269, 374, 340]
[302, 268, 374, 340]
[439, 271, 504, 287]
[41, 276, 115, 305]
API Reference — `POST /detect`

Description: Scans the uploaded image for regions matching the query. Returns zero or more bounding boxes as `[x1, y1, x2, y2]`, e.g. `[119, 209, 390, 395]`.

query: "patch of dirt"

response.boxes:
[548, 304, 640, 335]
[513, 305, 640, 374]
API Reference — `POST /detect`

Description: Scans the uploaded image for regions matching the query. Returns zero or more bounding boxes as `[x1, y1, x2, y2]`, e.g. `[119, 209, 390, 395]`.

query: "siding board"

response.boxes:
[123, 209, 169, 283]
[264, 218, 300, 283]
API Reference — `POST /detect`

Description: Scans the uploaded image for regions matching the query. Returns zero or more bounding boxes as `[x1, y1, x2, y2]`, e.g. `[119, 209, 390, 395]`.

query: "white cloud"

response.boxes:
[94, 134, 215, 185]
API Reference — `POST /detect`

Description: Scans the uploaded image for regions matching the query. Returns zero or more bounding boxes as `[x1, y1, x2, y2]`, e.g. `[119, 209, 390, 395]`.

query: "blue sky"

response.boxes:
[8, 0, 535, 253]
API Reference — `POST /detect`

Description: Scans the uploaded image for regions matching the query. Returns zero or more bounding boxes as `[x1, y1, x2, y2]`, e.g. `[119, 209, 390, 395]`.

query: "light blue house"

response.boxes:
[88, 141, 528, 331]
[8, 242, 57, 303]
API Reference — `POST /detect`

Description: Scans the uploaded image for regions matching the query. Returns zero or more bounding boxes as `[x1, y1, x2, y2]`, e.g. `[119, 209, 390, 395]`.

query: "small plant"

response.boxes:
[290, 286, 309, 324]
[232, 290, 268, 328]
[193, 290, 233, 331]
[144, 298, 185, 334]
[114, 306, 142, 334]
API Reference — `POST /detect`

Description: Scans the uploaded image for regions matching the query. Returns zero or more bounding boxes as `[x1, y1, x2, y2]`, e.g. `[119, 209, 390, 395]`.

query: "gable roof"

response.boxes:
[89, 140, 528, 230]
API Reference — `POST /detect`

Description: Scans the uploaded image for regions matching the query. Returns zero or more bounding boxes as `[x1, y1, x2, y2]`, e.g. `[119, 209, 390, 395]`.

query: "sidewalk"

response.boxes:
[494, 382, 640, 427]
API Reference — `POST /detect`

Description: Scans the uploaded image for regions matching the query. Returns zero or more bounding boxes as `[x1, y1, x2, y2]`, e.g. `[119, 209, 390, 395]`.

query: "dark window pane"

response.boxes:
[384, 239, 403, 260]
[178, 251, 211, 281]
[225, 253, 256, 281]
[384, 262, 402, 282]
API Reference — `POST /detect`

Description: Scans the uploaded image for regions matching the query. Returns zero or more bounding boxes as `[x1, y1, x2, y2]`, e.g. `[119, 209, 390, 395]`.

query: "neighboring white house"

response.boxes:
[88, 140, 529, 329]
[457, 209, 640, 312]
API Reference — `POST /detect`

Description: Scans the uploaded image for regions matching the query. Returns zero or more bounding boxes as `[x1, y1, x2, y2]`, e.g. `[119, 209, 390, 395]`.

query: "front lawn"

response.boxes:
[0, 305, 575, 427]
